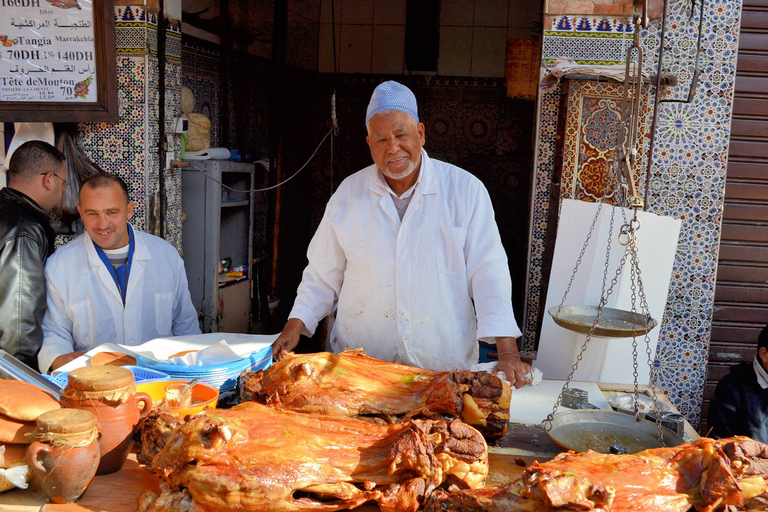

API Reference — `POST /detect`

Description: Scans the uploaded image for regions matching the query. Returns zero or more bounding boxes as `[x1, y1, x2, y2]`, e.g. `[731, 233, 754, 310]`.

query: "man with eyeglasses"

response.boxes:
[0, 140, 67, 371]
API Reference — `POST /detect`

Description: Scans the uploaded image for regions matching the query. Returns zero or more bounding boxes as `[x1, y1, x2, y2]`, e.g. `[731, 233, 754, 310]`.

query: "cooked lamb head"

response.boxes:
[139, 401, 489, 512]
[238, 349, 512, 440]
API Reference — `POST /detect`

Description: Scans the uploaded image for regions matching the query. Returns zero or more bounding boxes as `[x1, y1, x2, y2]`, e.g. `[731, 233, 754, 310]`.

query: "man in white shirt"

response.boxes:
[273, 81, 532, 387]
[38, 173, 200, 373]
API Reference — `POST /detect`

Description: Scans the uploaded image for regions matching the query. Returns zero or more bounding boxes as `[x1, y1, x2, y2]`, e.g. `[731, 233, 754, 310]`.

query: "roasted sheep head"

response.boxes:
[423, 436, 768, 512]
[238, 349, 512, 440]
[137, 401, 489, 512]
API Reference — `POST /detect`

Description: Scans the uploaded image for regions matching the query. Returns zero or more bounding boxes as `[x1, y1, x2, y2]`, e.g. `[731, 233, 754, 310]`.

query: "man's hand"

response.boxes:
[271, 318, 305, 360]
[50, 351, 85, 372]
[491, 337, 532, 389]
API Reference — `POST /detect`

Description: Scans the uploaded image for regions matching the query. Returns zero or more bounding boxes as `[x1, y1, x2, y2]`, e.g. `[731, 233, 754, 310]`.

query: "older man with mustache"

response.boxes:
[273, 81, 531, 388]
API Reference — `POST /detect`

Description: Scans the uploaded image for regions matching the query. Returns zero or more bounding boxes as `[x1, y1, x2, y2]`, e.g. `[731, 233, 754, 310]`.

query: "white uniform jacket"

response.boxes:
[38, 225, 200, 373]
[289, 150, 521, 371]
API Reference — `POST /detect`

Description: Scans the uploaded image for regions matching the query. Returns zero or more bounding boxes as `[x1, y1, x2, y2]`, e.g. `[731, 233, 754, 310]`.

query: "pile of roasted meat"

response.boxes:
[425, 436, 768, 511]
[238, 349, 512, 440]
[134, 351, 768, 511]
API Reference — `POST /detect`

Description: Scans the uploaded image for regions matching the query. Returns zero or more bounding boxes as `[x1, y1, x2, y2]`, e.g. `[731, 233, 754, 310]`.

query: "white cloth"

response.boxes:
[289, 150, 521, 372]
[38, 225, 201, 373]
[754, 355, 768, 390]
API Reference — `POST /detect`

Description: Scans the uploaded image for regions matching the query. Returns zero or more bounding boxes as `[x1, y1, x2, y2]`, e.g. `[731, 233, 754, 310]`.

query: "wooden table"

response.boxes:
[0, 456, 159, 512]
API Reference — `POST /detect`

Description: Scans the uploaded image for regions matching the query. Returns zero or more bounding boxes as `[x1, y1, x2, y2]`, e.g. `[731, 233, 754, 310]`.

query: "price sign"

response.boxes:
[0, 0, 117, 122]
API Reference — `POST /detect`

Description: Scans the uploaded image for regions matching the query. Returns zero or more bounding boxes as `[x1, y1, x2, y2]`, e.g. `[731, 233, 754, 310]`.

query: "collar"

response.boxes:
[85, 222, 148, 266]
[754, 355, 768, 389]
[0, 187, 49, 221]
[93, 224, 135, 305]
[369, 148, 438, 197]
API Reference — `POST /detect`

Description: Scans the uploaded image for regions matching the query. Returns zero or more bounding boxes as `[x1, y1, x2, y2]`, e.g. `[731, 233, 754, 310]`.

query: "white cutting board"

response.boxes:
[509, 379, 611, 426]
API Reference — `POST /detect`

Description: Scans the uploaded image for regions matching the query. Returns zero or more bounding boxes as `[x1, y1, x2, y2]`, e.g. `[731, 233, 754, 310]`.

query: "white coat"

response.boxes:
[38, 226, 200, 373]
[289, 150, 521, 371]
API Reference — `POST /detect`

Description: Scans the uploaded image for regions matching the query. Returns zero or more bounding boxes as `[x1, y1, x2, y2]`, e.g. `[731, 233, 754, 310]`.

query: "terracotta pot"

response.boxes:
[27, 439, 100, 503]
[61, 392, 152, 474]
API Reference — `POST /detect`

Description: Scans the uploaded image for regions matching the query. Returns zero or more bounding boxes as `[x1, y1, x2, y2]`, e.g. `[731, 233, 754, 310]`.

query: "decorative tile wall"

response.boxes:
[76, 5, 183, 250]
[526, 3, 742, 426]
[559, 80, 653, 204]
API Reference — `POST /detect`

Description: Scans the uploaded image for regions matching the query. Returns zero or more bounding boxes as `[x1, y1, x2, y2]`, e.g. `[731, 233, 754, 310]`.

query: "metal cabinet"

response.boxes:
[181, 160, 254, 333]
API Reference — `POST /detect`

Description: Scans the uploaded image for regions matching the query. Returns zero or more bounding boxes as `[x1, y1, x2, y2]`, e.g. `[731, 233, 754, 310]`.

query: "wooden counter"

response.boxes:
[0, 456, 159, 512]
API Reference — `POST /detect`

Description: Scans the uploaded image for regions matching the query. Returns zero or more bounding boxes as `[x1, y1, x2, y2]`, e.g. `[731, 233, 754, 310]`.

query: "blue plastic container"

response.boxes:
[134, 345, 272, 392]
[43, 365, 170, 388]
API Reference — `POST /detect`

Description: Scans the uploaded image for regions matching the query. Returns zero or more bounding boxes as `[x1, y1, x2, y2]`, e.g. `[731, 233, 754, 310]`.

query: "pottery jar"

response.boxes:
[60, 366, 151, 475]
[26, 408, 100, 503]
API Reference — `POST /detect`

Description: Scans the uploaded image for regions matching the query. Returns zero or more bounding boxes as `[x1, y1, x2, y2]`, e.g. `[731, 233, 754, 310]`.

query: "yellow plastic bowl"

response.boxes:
[135, 380, 219, 417]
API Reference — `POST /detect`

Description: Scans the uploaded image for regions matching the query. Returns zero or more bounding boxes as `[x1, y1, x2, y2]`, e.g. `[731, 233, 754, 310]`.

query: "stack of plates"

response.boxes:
[43, 365, 169, 388]
[135, 345, 272, 392]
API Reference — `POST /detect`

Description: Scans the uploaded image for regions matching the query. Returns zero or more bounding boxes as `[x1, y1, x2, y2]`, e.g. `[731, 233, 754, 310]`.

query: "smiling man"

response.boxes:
[273, 81, 532, 387]
[38, 173, 200, 373]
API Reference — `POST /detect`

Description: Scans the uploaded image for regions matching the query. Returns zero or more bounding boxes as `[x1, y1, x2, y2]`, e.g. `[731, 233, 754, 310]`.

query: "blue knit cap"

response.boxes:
[365, 81, 419, 126]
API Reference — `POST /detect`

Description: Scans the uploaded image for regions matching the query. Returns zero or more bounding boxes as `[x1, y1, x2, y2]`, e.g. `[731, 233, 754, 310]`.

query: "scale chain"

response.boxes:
[543, 241, 633, 431]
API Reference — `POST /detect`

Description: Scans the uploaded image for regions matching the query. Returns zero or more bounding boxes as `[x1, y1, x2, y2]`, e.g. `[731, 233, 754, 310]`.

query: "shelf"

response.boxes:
[220, 200, 249, 207]
[218, 275, 248, 287]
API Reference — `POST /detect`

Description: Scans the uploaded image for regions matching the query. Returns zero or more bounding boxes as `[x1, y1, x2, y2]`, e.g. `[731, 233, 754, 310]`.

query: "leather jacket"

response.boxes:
[0, 187, 55, 371]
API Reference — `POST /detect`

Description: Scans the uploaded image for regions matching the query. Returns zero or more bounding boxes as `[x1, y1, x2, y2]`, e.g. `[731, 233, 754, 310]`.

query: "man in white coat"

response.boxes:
[273, 81, 532, 388]
[38, 173, 200, 373]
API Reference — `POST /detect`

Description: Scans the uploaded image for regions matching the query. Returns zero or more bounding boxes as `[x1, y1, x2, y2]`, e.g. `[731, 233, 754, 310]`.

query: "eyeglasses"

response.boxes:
[41, 172, 68, 186]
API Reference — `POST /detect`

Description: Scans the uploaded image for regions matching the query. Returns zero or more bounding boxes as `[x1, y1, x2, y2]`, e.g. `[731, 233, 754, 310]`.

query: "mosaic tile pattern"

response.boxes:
[542, 15, 635, 65]
[115, 5, 147, 56]
[559, 80, 653, 203]
[527, 2, 743, 426]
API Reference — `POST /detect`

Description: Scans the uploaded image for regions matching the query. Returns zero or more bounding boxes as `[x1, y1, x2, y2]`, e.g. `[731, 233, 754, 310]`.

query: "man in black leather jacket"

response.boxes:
[0, 140, 66, 371]
[708, 324, 768, 443]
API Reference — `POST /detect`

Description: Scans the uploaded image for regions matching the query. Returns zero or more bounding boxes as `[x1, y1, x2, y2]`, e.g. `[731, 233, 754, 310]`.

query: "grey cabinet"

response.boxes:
[181, 160, 255, 333]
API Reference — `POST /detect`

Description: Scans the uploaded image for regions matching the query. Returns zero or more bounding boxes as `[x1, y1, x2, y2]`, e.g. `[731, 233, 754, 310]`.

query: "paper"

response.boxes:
[471, 362, 544, 387]
[184, 147, 231, 160]
[52, 333, 279, 374]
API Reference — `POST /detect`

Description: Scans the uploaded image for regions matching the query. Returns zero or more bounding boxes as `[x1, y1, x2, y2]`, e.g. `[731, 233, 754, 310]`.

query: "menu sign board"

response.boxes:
[0, 0, 116, 121]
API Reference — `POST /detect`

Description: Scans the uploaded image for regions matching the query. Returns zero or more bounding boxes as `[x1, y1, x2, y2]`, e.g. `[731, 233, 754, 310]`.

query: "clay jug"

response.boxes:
[27, 408, 100, 503]
[61, 366, 151, 474]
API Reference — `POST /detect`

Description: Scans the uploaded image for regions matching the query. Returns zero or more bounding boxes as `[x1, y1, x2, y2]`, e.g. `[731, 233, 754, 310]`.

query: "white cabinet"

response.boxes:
[181, 160, 255, 333]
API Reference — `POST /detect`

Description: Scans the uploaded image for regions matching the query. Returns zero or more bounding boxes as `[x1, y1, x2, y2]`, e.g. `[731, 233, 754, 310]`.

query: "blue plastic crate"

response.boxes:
[43, 365, 169, 388]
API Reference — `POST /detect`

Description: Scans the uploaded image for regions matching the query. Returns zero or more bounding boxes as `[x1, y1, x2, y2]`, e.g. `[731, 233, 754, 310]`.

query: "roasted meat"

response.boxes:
[423, 436, 768, 512]
[136, 401, 488, 512]
[238, 349, 512, 439]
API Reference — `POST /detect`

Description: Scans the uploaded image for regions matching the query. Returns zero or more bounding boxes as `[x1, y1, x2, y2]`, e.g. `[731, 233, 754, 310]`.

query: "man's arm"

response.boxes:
[463, 183, 531, 387]
[272, 318, 305, 358]
[274, 198, 347, 357]
[38, 268, 77, 374]
[0, 234, 48, 371]
[493, 337, 531, 389]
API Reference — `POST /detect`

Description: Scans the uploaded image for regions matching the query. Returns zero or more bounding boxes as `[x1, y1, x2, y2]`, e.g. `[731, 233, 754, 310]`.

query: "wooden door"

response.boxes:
[703, 0, 768, 434]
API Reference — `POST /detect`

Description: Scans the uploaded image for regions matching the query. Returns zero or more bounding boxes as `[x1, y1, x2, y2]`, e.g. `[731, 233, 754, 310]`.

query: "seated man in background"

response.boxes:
[708, 323, 768, 443]
[38, 173, 200, 373]
[0, 141, 66, 370]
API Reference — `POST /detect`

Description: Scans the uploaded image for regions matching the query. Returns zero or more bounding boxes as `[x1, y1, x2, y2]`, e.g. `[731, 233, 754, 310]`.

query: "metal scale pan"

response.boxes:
[548, 305, 658, 338]
[546, 409, 684, 454]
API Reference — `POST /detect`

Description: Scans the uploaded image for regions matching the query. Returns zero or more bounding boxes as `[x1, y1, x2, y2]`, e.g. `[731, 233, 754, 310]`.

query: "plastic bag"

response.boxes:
[51, 131, 102, 234]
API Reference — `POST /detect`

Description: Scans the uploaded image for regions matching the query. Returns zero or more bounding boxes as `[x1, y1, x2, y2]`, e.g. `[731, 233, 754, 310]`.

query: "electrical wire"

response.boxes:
[187, 127, 335, 194]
